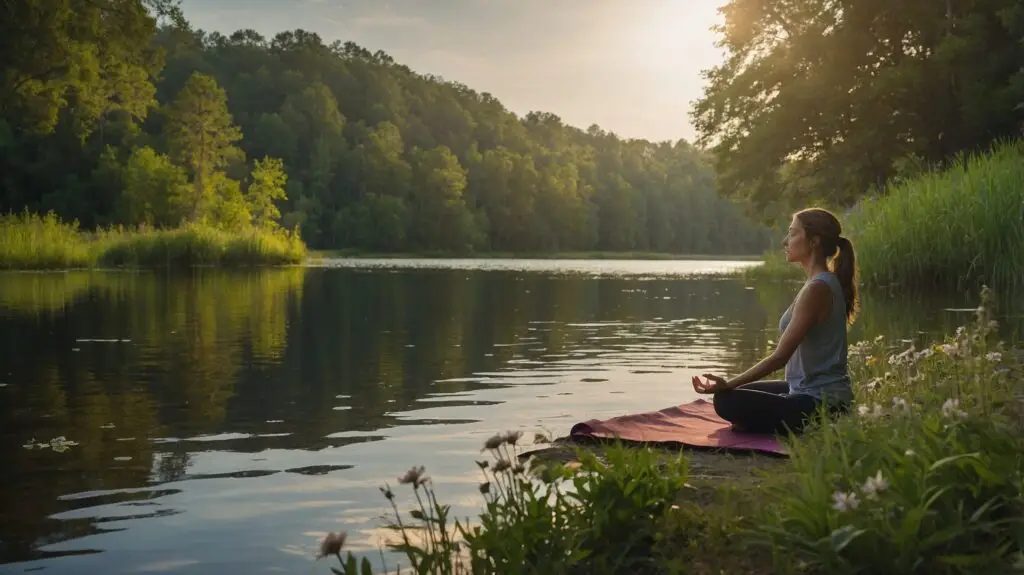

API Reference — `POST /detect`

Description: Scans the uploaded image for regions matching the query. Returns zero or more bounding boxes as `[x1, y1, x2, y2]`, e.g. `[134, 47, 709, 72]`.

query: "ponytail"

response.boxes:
[831, 236, 859, 324]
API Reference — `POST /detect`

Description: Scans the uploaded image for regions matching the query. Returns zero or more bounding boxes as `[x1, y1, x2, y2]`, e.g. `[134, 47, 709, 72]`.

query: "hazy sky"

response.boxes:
[179, 0, 728, 143]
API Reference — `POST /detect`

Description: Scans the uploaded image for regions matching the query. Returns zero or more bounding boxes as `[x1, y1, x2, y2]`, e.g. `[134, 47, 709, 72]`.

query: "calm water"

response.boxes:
[0, 259, 1015, 574]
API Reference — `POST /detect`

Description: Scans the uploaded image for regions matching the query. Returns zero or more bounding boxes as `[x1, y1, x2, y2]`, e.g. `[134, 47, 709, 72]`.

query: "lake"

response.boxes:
[0, 259, 1014, 574]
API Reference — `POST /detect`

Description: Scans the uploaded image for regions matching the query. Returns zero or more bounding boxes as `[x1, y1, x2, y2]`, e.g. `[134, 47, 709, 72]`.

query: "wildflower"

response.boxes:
[317, 531, 347, 559]
[493, 459, 512, 474]
[832, 491, 859, 512]
[937, 343, 960, 358]
[502, 430, 523, 446]
[865, 378, 881, 392]
[905, 449, 915, 457]
[475, 460, 489, 470]
[479, 482, 490, 495]
[985, 352, 1002, 362]
[862, 471, 889, 500]
[398, 465, 427, 487]
[857, 404, 884, 418]
[379, 486, 395, 500]
[889, 345, 917, 365]
[891, 397, 909, 412]
[874, 335, 884, 342]
[483, 434, 504, 450]
[866, 356, 878, 366]
[941, 398, 968, 419]
[915, 348, 935, 361]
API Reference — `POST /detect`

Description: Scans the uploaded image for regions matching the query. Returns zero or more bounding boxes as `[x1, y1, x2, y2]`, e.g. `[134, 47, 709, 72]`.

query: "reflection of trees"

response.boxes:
[0, 268, 305, 562]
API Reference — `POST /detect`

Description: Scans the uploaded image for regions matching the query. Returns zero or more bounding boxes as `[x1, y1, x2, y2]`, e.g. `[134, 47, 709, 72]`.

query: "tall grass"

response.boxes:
[0, 211, 96, 269]
[100, 224, 307, 267]
[0, 211, 306, 269]
[846, 140, 1024, 291]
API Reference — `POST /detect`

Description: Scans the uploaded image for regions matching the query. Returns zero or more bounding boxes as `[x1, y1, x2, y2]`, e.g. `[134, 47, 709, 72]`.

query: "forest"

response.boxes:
[1, 0, 771, 256]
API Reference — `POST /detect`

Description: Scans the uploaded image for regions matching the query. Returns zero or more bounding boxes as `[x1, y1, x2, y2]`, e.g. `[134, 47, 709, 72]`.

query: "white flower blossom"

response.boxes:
[862, 470, 889, 499]
[941, 398, 968, 419]
[891, 397, 909, 411]
[865, 378, 882, 392]
[985, 352, 1002, 362]
[832, 491, 860, 512]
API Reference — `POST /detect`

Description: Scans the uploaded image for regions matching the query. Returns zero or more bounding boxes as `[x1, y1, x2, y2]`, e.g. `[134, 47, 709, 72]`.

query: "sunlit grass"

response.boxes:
[0, 211, 307, 269]
[0, 211, 97, 269]
[846, 139, 1024, 291]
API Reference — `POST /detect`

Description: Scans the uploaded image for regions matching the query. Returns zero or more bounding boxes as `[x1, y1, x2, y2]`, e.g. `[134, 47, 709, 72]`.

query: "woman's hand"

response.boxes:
[691, 373, 730, 394]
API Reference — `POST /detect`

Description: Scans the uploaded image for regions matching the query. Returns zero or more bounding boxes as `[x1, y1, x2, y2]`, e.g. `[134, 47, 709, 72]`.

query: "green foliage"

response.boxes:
[755, 287, 1024, 574]
[164, 72, 245, 222]
[0, 0, 163, 137]
[100, 223, 305, 267]
[694, 0, 1024, 218]
[117, 145, 190, 226]
[246, 156, 288, 229]
[322, 437, 690, 575]
[0, 211, 304, 269]
[846, 140, 1024, 291]
[0, 211, 95, 269]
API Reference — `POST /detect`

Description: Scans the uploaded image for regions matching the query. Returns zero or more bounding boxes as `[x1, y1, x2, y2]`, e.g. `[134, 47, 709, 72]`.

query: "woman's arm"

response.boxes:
[721, 280, 832, 389]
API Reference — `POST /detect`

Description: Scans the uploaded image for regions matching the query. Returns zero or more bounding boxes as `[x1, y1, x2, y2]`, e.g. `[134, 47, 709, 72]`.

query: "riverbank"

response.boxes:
[318, 287, 1024, 574]
[309, 249, 764, 261]
[1, 211, 306, 269]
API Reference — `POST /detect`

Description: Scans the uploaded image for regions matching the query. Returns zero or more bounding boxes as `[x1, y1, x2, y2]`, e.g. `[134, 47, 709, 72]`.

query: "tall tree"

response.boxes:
[691, 0, 1024, 218]
[164, 72, 243, 221]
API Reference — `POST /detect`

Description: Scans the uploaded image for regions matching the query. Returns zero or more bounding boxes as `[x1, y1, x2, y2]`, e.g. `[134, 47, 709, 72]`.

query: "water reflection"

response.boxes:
[0, 263, 1018, 573]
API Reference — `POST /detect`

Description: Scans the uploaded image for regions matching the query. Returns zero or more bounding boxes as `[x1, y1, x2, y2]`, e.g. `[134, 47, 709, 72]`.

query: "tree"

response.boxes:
[117, 145, 189, 226]
[691, 0, 1024, 218]
[164, 72, 243, 222]
[246, 156, 288, 229]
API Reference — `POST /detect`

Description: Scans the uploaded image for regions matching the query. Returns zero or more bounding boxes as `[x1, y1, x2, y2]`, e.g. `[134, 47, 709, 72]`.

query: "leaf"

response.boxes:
[829, 525, 865, 553]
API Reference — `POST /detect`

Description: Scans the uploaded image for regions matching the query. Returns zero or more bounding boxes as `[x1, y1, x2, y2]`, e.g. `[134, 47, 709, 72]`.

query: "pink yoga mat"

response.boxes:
[569, 399, 788, 456]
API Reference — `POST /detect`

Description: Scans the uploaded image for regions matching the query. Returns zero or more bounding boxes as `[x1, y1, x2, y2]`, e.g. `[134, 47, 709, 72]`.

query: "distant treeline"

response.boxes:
[0, 0, 771, 255]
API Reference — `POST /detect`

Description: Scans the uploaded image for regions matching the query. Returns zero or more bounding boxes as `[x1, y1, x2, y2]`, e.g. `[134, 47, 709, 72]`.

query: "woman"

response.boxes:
[691, 207, 858, 435]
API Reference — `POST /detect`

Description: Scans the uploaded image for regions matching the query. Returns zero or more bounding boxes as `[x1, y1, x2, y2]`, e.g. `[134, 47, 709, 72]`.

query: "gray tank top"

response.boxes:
[778, 271, 853, 405]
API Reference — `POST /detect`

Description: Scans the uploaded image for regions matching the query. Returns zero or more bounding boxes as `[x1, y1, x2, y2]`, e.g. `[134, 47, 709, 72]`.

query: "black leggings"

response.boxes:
[713, 380, 849, 436]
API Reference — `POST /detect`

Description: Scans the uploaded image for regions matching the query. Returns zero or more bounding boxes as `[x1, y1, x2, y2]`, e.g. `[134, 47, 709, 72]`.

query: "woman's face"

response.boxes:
[782, 216, 814, 263]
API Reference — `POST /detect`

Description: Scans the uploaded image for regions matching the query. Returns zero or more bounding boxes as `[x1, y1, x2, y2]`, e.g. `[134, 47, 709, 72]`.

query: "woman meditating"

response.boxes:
[691, 207, 857, 435]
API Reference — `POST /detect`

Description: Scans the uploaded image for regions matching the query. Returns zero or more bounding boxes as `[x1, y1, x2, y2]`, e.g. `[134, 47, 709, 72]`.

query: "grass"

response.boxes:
[0, 211, 307, 269]
[742, 139, 1024, 290]
[315, 286, 1024, 574]
[846, 140, 1024, 291]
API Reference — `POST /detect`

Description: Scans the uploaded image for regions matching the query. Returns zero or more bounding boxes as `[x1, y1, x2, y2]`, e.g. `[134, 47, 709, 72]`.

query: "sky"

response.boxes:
[178, 0, 729, 144]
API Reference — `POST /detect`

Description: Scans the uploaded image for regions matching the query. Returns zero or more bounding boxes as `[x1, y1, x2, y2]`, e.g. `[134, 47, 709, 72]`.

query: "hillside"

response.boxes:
[0, 3, 770, 254]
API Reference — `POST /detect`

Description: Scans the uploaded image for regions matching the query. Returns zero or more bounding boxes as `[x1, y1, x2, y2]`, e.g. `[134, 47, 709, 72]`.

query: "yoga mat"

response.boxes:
[568, 399, 788, 456]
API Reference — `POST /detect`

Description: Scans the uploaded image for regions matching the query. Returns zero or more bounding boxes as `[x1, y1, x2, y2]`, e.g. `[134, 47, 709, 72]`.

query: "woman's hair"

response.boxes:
[795, 207, 859, 324]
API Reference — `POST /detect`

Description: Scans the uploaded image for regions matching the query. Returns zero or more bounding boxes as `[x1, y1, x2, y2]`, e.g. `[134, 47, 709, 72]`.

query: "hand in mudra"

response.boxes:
[691, 373, 729, 394]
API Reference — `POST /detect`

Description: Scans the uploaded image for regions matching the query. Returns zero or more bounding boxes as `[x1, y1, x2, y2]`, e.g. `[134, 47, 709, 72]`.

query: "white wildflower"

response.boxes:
[862, 470, 889, 500]
[832, 491, 860, 512]
[904, 449, 915, 457]
[938, 343, 960, 358]
[865, 378, 882, 392]
[941, 398, 968, 419]
[874, 335, 885, 342]
[891, 397, 909, 411]
[915, 348, 935, 360]
[985, 352, 1002, 362]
